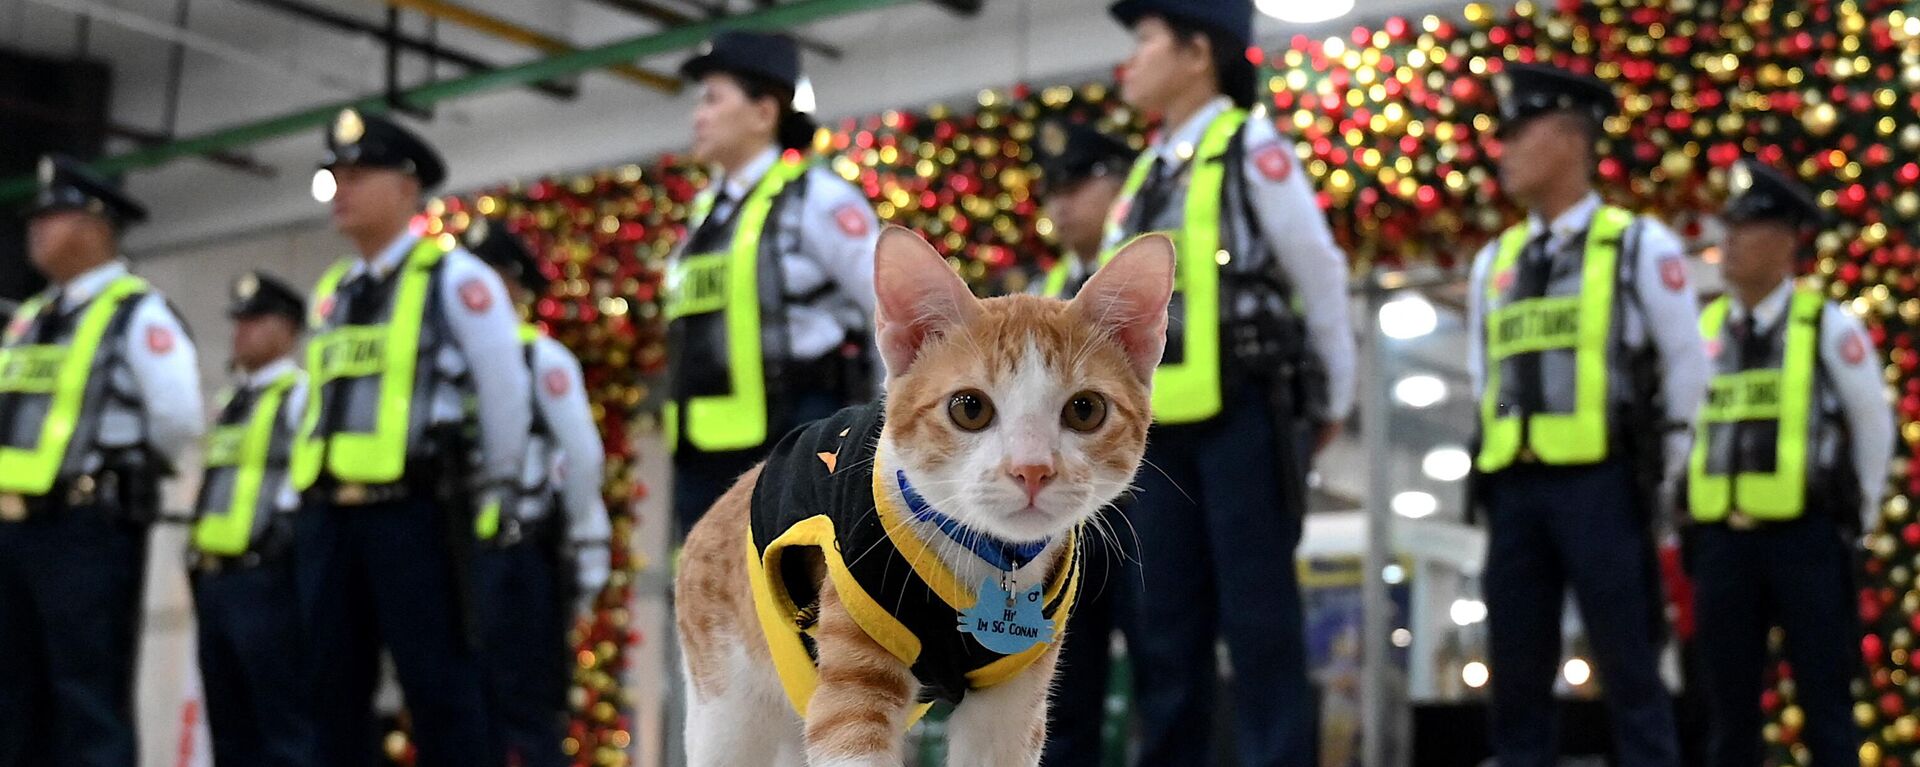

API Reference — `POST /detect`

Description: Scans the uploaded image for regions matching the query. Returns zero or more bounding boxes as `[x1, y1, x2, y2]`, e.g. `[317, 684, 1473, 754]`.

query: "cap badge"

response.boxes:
[1730, 163, 1754, 194]
[333, 109, 366, 145]
[235, 273, 259, 300]
[36, 157, 55, 186]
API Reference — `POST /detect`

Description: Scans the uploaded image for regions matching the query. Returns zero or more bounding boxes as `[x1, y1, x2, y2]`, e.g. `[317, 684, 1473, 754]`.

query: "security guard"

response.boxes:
[1466, 63, 1707, 766]
[667, 30, 879, 539]
[295, 109, 529, 767]
[1104, 0, 1358, 763]
[1029, 116, 1135, 767]
[0, 155, 203, 765]
[466, 218, 612, 767]
[1686, 160, 1894, 766]
[190, 271, 313, 767]
[1031, 117, 1135, 301]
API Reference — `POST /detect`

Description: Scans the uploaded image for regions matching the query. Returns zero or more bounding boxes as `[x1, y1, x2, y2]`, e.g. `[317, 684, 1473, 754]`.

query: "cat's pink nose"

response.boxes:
[1009, 463, 1055, 502]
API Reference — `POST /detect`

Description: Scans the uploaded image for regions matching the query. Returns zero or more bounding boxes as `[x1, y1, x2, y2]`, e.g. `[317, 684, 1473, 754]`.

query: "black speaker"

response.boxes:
[0, 48, 114, 302]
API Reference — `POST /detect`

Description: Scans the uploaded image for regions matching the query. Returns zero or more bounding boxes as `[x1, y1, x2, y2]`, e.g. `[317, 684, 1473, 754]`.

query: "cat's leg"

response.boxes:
[803, 578, 919, 767]
[683, 643, 788, 767]
[944, 643, 1060, 767]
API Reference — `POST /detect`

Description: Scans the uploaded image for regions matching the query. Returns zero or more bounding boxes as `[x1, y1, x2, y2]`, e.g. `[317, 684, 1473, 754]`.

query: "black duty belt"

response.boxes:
[0, 472, 111, 522]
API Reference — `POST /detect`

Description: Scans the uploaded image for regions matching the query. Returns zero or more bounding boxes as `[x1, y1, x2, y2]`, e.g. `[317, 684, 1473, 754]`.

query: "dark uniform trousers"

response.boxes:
[477, 523, 570, 767]
[192, 555, 313, 767]
[670, 388, 843, 540]
[0, 502, 147, 767]
[1042, 530, 1128, 767]
[1482, 458, 1680, 766]
[1123, 382, 1313, 767]
[1691, 516, 1859, 766]
[295, 494, 496, 767]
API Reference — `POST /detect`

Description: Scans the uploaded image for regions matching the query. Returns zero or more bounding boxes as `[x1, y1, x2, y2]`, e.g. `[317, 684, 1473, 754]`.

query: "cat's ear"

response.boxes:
[1071, 234, 1174, 382]
[873, 226, 981, 376]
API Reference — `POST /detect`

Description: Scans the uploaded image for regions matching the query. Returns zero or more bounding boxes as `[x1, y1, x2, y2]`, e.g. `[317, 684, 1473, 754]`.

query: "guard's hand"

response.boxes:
[1313, 422, 1341, 455]
[574, 541, 611, 619]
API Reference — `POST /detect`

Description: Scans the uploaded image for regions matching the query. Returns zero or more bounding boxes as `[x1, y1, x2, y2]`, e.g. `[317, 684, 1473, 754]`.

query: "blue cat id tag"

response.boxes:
[958, 577, 1054, 654]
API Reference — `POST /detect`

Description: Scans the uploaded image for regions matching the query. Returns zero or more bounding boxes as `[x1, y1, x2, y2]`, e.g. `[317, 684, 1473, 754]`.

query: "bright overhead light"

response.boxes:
[1449, 598, 1487, 626]
[1563, 658, 1592, 686]
[1256, 0, 1355, 24]
[1391, 628, 1413, 648]
[1392, 491, 1438, 519]
[1393, 375, 1447, 409]
[1378, 293, 1438, 339]
[1423, 446, 1473, 482]
[311, 169, 336, 203]
[1382, 563, 1406, 584]
[1462, 661, 1490, 689]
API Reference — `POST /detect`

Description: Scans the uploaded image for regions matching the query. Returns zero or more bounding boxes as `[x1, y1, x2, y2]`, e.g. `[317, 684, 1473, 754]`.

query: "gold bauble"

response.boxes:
[1862, 740, 1881, 765]
[1902, 125, 1920, 151]
[1897, 192, 1920, 218]
[1661, 150, 1694, 178]
[1805, 103, 1840, 136]
[1900, 714, 1920, 742]
[1782, 705, 1807, 731]
[1861, 702, 1882, 728]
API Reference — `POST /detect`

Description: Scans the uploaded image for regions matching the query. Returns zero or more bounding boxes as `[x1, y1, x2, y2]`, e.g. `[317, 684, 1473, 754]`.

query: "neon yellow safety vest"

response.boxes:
[661, 156, 809, 454]
[1476, 206, 1632, 472]
[1041, 257, 1078, 299]
[1102, 108, 1247, 425]
[290, 239, 446, 489]
[193, 371, 299, 555]
[1687, 288, 1822, 522]
[0, 275, 149, 496]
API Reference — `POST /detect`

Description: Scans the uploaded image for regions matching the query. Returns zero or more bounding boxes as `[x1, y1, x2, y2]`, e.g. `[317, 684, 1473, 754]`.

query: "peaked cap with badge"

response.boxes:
[464, 218, 549, 295]
[319, 108, 448, 190]
[27, 154, 149, 229]
[1724, 159, 1827, 230]
[1492, 62, 1617, 138]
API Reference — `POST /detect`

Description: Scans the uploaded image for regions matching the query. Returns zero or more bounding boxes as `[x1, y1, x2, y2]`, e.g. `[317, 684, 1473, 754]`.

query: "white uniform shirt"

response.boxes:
[527, 334, 611, 546]
[1466, 192, 1710, 474]
[706, 146, 879, 361]
[1131, 97, 1359, 420]
[55, 260, 204, 470]
[322, 232, 531, 486]
[1723, 278, 1897, 529]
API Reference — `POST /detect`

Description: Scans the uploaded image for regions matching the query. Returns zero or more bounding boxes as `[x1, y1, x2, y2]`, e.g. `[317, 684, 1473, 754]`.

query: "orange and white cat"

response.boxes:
[675, 226, 1172, 766]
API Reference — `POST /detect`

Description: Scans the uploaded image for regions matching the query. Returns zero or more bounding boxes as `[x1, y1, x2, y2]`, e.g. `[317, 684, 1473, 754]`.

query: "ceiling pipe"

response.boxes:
[584, 0, 843, 59]
[0, 0, 915, 202]
[22, 0, 364, 95]
[386, 0, 682, 93]
[238, 0, 579, 101]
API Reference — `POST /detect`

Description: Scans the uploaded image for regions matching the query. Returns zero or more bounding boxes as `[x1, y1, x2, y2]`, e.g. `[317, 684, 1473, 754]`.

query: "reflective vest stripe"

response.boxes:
[194, 371, 298, 555]
[1042, 259, 1070, 299]
[0, 276, 149, 495]
[290, 240, 447, 489]
[1687, 288, 1821, 521]
[662, 157, 810, 454]
[1475, 206, 1630, 472]
[1103, 108, 1246, 425]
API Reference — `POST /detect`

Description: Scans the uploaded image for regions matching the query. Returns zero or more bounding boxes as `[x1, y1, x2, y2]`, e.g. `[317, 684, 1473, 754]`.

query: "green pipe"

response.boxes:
[0, 0, 913, 204]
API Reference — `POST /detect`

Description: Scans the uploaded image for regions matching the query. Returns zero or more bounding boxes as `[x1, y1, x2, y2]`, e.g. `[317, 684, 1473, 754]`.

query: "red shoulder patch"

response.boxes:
[1841, 331, 1869, 366]
[543, 368, 571, 397]
[833, 204, 870, 237]
[316, 294, 336, 320]
[1704, 337, 1723, 360]
[1253, 143, 1293, 182]
[458, 279, 493, 313]
[1658, 257, 1689, 293]
[145, 325, 175, 355]
[1493, 267, 1516, 293]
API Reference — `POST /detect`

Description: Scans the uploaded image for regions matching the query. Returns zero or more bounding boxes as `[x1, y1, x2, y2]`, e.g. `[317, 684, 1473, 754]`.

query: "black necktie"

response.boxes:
[1131, 156, 1175, 230]
[33, 291, 68, 343]
[690, 191, 735, 248]
[1512, 233, 1554, 415]
[341, 274, 379, 326]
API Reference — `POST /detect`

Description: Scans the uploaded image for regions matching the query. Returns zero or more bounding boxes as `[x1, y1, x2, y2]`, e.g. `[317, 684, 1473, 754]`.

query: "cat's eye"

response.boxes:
[948, 390, 995, 431]
[1062, 391, 1108, 432]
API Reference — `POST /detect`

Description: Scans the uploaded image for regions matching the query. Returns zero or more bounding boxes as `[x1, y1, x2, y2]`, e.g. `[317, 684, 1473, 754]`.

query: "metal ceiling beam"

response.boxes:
[923, 0, 982, 15]
[0, 0, 916, 202]
[238, 0, 578, 100]
[0, 96, 273, 177]
[386, 0, 682, 93]
[25, 0, 363, 95]
[585, 0, 843, 59]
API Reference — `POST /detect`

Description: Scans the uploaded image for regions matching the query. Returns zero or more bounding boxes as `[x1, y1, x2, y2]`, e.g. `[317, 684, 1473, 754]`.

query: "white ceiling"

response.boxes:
[2, 0, 1459, 253]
